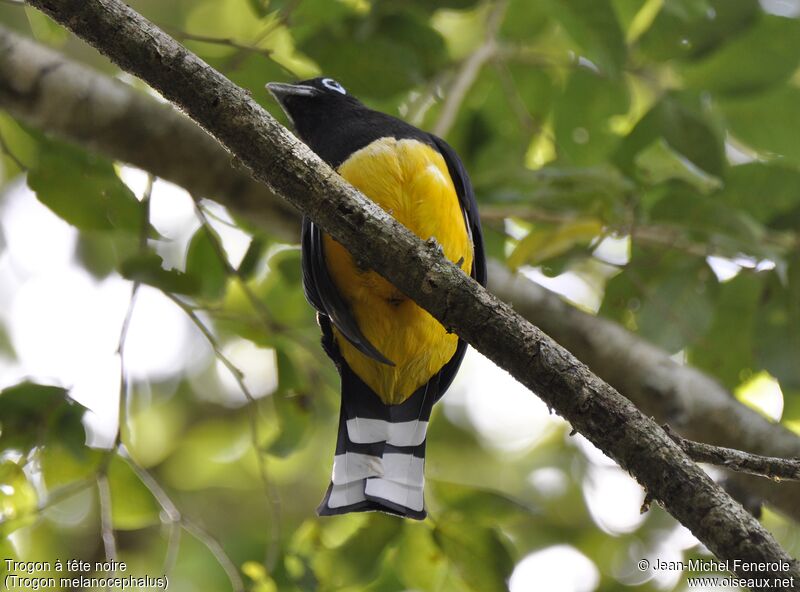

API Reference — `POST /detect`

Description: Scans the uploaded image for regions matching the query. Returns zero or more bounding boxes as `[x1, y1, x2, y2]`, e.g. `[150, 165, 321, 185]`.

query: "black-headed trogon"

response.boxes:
[267, 77, 487, 519]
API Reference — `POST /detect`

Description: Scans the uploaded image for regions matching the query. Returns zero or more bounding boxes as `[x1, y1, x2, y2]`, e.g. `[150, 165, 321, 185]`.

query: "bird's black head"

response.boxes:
[266, 76, 421, 167]
[267, 77, 362, 130]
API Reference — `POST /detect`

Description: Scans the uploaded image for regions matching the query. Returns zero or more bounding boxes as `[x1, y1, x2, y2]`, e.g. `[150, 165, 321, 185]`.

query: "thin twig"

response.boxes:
[164, 286, 282, 571]
[115, 175, 153, 448]
[116, 282, 138, 446]
[162, 521, 182, 577]
[494, 43, 580, 69]
[36, 477, 95, 513]
[193, 201, 278, 331]
[664, 425, 800, 482]
[0, 476, 95, 530]
[165, 293, 244, 383]
[432, 0, 509, 137]
[491, 61, 536, 134]
[191, 202, 284, 568]
[118, 446, 179, 521]
[404, 70, 452, 127]
[193, 201, 320, 357]
[180, 520, 245, 589]
[224, 0, 302, 74]
[119, 446, 245, 592]
[96, 474, 117, 568]
[166, 29, 273, 59]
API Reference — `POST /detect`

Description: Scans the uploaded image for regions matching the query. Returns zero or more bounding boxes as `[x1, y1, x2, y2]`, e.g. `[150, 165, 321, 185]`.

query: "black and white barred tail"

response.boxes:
[317, 365, 435, 519]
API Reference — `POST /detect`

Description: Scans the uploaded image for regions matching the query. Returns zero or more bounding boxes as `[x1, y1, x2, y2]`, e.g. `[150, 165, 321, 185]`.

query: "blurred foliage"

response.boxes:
[1, 0, 800, 591]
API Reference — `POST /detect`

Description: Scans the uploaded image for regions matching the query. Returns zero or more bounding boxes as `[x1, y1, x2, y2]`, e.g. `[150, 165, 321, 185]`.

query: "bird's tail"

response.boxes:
[317, 367, 436, 520]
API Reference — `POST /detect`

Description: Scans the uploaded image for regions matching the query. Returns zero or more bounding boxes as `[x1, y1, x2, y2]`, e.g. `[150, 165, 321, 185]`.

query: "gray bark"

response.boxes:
[662, 426, 800, 482]
[488, 261, 800, 521]
[8, 5, 800, 583]
[0, 24, 296, 238]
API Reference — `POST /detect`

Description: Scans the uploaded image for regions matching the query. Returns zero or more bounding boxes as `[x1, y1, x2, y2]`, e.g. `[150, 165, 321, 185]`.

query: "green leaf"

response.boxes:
[633, 139, 721, 193]
[430, 480, 539, 527]
[689, 272, 763, 388]
[242, 561, 279, 592]
[28, 143, 143, 232]
[542, 0, 627, 76]
[754, 258, 800, 389]
[245, 0, 269, 18]
[279, 0, 355, 43]
[204, 52, 288, 110]
[76, 229, 140, 279]
[612, 0, 658, 39]
[601, 249, 715, 351]
[480, 224, 508, 262]
[0, 114, 39, 180]
[507, 219, 603, 269]
[238, 236, 267, 279]
[0, 460, 37, 536]
[394, 523, 451, 591]
[782, 389, 800, 426]
[254, 248, 312, 325]
[448, 66, 553, 175]
[480, 166, 635, 222]
[720, 87, 800, 165]
[0, 322, 15, 359]
[718, 163, 800, 226]
[107, 454, 161, 530]
[615, 94, 725, 177]
[0, 382, 86, 455]
[645, 184, 769, 259]
[433, 517, 514, 592]
[313, 514, 403, 588]
[636, 264, 715, 352]
[119, 251, 200, 295]
[301, 10, 446, 99]
[501, 0, 549, 41]
[554, 67, 629, 165]
[637, 0, 760, 62]
[680, 16, 800, 94]
[24, 5, 70, 46]
[267, 351, 311, 457]
[41, 445, 104, 490]
[397, 0, 483, 10]
[185, 227, 229, 300]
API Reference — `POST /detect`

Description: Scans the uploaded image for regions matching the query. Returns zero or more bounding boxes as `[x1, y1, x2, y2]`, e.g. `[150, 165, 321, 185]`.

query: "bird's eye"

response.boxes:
[321, 78, 346, 95]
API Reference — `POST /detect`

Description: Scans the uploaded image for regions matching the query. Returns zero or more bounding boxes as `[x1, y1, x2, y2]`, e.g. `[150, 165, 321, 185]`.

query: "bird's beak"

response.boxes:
[266, 82, 319, 105]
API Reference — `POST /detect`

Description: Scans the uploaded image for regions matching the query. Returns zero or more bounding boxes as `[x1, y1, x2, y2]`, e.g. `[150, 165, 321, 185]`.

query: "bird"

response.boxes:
[267, 77, 486, 519]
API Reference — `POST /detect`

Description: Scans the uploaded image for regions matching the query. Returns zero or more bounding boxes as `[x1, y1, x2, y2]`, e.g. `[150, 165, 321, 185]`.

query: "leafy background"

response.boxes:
[1, 0, 800, 590]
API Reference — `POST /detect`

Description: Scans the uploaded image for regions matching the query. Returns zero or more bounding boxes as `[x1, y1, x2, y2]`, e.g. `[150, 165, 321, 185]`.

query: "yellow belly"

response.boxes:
[323, 137, 473, 405]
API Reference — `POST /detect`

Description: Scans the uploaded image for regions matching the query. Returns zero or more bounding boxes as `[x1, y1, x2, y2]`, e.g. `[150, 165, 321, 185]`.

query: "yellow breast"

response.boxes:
[323, 137, 473, 404]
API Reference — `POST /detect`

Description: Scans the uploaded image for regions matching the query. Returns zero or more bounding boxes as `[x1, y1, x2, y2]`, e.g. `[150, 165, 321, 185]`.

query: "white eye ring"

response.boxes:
[321, 78, 346, 95]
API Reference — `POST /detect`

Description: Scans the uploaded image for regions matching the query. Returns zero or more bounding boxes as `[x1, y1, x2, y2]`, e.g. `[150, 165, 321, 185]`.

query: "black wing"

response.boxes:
[301, 217, 394, 365]
[429, 134, 487, 287]
[427, 134, 487, 401]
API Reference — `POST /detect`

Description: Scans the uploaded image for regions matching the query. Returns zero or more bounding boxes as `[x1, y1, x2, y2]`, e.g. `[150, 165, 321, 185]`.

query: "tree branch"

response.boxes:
[96, 473, 118, 565]
[163, 287, 282, 571]
[22, 0, 800, 583]
[432, 0, 508, 137]
[662, 425, 800, 482]
[119, 446, 245, 592]
[486, 260, 800, 521]
[0, 24, 296, 239]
